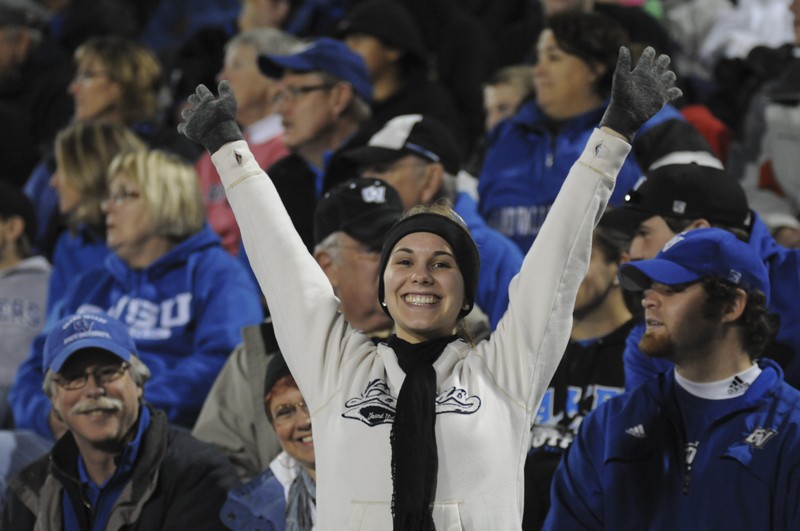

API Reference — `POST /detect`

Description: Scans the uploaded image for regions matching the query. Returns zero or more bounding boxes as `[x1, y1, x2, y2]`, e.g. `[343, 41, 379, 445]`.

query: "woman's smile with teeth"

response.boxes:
[404, 294, 439, 305]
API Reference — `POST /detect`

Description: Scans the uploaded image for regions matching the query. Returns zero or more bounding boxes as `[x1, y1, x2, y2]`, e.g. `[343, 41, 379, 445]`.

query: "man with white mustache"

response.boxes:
[2, 312, 238, 530]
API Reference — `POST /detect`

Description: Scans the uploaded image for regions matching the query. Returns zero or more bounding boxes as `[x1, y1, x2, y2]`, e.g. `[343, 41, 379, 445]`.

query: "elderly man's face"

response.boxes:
[50, 348, 141, 452]
[274, 71, 340, 150]
[319, 231, 393, 334]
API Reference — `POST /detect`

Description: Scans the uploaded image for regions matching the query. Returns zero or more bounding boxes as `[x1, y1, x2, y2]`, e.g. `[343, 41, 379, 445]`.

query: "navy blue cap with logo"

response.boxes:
[257, 37, 373, 103]
[43, 313, 136, 373]
[618, 227, 770, 304]
[314, 177, 404, 250]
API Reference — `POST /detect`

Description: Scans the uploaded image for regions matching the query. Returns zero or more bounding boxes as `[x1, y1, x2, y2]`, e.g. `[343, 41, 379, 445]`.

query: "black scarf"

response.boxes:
[387, 334, 458, 531]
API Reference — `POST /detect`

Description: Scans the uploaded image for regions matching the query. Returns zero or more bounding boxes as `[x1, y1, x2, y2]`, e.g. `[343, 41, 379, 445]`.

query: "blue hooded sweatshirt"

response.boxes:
[47, 223, 110, 317]
[478, 100, 683, 253]
[10, 225, 263, 438]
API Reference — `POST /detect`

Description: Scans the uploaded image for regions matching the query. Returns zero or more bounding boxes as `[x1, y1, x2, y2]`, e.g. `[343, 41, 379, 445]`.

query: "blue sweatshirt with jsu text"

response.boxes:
[10, 225, 263, 438]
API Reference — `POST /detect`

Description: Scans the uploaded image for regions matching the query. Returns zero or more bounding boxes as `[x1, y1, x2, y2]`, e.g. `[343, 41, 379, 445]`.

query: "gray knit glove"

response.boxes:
[177, 80, 243, 154]
[599, 46, 682, 143]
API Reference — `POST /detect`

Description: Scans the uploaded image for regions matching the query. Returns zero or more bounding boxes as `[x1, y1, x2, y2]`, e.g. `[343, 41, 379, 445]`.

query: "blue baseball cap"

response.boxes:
[258, 37, 373, 103]
[618, 228, 770, 303]
[43, 313, 137, 373]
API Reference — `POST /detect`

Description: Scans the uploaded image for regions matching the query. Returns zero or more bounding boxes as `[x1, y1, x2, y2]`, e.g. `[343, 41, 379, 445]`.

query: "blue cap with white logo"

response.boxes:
[258, 37, 373, 103]
[43, 313, 136, 373]
[618, 228, 770, 303]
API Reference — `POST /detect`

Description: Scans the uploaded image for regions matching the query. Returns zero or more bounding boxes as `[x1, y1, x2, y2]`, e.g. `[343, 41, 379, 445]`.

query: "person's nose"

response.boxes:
[82, 373, 106, 399]
[642, 288, 658, 309]
[411, 265, 433, 285]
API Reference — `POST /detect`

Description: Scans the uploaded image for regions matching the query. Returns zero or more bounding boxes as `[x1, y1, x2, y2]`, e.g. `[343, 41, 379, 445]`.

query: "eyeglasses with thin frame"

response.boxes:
[103, 189, 141, 207]
[273, 83, 336, 105]
[269, 400, 309, 425]
[72, 70, 111, 85]
[55, 362, 130, 391]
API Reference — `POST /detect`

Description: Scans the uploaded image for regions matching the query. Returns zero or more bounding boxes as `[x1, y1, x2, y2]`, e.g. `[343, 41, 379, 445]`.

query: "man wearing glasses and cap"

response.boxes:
[545, 228, 800, 530]
[2, 312, 237, 530]
[256, 36, 373, 251]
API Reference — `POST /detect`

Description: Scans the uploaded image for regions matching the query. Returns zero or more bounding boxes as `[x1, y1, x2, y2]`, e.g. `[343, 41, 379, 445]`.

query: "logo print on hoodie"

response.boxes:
[78, 293, 193, 340]
[342, 379, 481, 427]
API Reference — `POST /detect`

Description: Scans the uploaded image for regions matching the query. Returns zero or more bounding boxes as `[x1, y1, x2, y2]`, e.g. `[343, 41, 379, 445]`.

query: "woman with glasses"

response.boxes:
[221, 351, 316, 531]
[10, 148, 263, 442]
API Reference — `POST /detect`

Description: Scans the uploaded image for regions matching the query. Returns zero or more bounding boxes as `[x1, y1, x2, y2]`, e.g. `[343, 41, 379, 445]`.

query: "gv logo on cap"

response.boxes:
[361, 185, 387, 204]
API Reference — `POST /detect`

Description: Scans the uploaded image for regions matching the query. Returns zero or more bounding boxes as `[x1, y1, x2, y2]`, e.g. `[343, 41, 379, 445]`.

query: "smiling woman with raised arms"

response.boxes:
[178, 46, 681, 530]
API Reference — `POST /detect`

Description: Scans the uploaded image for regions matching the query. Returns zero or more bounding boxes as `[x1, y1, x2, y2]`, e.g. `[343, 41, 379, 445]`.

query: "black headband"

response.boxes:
[378, 213, 480, 319]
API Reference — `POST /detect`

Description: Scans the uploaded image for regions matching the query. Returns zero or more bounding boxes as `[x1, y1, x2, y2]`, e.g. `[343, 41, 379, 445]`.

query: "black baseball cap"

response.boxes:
[337, 0, 427, 64]
[601, 163, 752, 235]
[341, 114, 463, 175]
[314, 178, 404, 249]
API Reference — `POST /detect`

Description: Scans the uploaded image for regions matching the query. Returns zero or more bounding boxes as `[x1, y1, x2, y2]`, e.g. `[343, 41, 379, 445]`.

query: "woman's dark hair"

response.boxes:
[544, 11, 630, 98]
[702, 277, 777, 359]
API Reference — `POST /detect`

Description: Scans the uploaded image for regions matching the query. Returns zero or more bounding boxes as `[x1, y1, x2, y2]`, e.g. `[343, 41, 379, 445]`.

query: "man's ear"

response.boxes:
[315, 250, 339, 287]
[419, 163, 444, 205]
[330, 82, 354, 116]
[720, 288, 748, 324]
[687, 218, 712, 230]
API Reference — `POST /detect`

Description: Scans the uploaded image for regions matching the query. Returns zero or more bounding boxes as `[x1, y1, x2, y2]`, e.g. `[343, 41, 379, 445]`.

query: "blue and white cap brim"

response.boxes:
[619, 259, 703, 291]
[48, 336, 132, 373]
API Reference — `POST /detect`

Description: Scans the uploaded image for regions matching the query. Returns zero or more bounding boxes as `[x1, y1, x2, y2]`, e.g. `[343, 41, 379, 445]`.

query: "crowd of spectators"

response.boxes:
[2, 0, 800, 529]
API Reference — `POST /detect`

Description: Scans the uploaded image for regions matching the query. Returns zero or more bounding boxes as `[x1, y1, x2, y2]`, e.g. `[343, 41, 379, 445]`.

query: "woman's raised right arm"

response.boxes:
[178, 81, 357, 405]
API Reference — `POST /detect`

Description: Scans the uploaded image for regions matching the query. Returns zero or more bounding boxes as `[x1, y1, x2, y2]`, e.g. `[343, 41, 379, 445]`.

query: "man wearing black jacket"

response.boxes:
[2, 312, 238, 530]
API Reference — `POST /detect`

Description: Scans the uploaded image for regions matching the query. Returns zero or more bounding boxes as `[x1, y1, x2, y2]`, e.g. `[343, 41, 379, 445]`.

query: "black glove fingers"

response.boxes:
[616, 46, 632, 75]
[634, 46, 656, 73]
[186, 92, 202, 108]
[196, 83, 214, 100]
[666, 86, 683, 102]
[180, 105, 194, 121]
[218, 80, 234, 100]
[660, 70, 677, 87]
[654, 53, 671, 75]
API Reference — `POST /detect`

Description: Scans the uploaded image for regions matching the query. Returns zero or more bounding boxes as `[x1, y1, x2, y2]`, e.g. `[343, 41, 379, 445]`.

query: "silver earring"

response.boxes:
[462, 303, 470, 310]
[381, 302, 387, 307]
